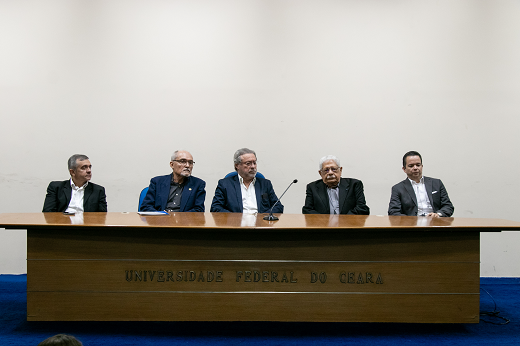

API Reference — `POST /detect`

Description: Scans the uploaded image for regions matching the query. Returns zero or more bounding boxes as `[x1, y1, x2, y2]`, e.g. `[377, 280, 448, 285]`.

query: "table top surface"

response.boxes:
[1, 212, 520, 232]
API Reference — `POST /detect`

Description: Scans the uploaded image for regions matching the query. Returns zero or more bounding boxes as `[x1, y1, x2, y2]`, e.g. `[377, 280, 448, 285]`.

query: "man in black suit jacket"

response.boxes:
[388, 151, 453, 217]
[302, 155, 369, 215]
[43, 154, 107, 212]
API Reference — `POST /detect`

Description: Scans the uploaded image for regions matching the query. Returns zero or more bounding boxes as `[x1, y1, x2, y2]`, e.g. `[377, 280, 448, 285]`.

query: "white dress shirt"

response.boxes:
[409, 176, 433, 216]
[65, 179, 88, 214]
[239, 176, 258, 214]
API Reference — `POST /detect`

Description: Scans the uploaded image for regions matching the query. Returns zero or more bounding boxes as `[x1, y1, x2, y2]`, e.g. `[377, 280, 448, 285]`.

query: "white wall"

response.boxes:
[1, 0, 519, 275]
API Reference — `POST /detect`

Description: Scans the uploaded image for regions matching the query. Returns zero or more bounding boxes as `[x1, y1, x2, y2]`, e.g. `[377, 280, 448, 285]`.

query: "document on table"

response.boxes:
[138, 211, 169, 216]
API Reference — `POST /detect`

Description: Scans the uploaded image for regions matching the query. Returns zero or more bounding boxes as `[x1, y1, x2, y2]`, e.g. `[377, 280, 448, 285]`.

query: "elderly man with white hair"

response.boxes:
[302, 155, 369, 215]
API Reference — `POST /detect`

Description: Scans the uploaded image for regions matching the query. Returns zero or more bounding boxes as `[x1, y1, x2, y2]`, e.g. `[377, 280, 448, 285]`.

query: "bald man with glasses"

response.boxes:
[302, 155, 369, 215]
[140, 150, 206, 212]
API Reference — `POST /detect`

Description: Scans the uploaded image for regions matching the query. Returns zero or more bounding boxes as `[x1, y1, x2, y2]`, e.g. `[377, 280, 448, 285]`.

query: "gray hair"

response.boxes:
[171, 150, 181, 161]
[38, 334, 83, 346]
[68, 154, 89, 171]
[233, 148, 256, 165]
[319, 155, 340, 170]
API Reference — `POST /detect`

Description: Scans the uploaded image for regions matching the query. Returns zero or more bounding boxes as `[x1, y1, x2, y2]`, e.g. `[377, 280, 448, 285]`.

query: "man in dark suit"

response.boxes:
[210, 148, 283, 213]
[302, 155, 369, 215]
[388, 151, 454, 217]
[43, 154, 107, 212]
[140, 150, 206, 212]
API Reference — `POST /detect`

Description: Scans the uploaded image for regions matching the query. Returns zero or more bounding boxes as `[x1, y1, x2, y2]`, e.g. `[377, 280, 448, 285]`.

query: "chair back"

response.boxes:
[138, 187, 149, 211]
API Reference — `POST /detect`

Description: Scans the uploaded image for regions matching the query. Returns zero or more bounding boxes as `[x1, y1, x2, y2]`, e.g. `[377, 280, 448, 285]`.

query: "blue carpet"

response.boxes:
[1, 275, 518, 346]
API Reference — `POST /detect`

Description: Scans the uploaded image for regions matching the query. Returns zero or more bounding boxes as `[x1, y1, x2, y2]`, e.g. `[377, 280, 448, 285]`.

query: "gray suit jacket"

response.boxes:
[388, 176, 454, 217]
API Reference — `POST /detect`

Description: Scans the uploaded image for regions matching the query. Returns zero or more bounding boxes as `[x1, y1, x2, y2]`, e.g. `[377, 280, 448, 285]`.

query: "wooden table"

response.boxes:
[1, 212, 519, 323]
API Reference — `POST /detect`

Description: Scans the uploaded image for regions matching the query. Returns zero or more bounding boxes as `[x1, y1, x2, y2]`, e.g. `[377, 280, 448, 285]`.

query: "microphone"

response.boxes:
[263, 179, 298, 221]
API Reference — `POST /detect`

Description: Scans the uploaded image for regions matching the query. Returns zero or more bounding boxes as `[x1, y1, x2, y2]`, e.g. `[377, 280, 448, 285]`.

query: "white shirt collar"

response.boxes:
[408, 176, 424, 185]
[70, 179, 88, 190]
[239, 175, 256, 188]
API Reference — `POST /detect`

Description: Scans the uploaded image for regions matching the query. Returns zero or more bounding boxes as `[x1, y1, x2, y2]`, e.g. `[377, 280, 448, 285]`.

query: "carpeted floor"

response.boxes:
[1, 275, 518, 346]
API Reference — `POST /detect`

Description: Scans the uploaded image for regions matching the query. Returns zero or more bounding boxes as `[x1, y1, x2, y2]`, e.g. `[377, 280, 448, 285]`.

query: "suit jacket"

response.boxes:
[42, 180, 107, 212]
[388, 176, 454, 217]
[210, 175, 283, 213]
[302, 178, 370, 215]
[140, 174, 206, 212]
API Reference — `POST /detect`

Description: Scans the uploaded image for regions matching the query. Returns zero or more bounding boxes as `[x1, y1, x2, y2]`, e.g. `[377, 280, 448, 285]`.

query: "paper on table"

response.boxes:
[137, 211, 169, 216]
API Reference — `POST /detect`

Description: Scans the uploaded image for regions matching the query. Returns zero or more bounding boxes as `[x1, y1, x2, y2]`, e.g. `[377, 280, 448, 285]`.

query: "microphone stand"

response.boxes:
[264, 179, 298, 221]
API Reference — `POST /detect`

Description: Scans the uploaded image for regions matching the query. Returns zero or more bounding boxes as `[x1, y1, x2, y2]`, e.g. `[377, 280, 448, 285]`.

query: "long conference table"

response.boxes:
[1, 212, 520, 323]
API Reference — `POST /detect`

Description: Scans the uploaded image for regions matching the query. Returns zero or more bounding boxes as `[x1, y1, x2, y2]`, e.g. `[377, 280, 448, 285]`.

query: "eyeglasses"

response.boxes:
[321, 167, 339, 173]
[172, 160, 195, 166]
[241, 161, 257, 167]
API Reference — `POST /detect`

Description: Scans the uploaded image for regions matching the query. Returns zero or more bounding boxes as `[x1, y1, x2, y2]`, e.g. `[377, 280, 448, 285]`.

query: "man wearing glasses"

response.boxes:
[210, 148, 283, 214]
[140, 150, 206, 212]
[302, 155, 370, 215]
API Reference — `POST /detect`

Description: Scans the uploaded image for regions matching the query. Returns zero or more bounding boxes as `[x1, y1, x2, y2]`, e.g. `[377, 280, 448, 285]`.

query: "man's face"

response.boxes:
[403, 155, 423, 182]
[170, 151, 194, 178]
[319, 160, 342, 187]
[235, 153, 257, 181]
[69, 159, 92, 186]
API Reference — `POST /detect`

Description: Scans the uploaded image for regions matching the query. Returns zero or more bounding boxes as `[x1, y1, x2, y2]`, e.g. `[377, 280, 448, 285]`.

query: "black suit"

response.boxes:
[42, 180, 107, 212]
[302, 178, 370, 215]
[388, 176, 454, 217]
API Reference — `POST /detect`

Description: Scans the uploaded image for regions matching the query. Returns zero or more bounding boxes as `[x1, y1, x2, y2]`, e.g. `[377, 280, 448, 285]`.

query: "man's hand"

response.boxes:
[426, 213, 440, 218]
